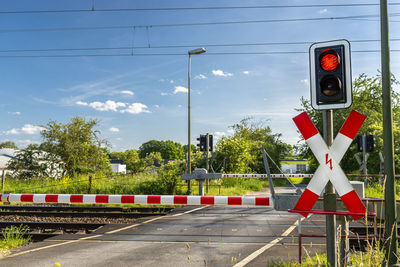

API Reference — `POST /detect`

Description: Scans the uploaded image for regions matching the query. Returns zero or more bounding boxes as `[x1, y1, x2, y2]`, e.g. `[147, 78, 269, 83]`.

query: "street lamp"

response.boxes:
[187, 47, 206, 194]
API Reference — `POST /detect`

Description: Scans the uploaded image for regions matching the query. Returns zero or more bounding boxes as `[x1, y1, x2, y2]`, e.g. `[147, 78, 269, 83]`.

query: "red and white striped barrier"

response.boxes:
[0, 193, 271, 206]
[222, 174, 313, 178]
[292, 110, 366, 220]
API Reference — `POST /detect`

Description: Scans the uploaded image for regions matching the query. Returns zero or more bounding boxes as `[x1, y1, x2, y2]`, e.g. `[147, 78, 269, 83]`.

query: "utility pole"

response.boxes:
[323, 109, 337, 267]
[205, 133, 210, 194]
[380, 0, 398, 265]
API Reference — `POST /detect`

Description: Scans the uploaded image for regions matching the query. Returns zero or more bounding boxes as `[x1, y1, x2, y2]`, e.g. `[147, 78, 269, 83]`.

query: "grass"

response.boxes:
[0, 225, 31, 253]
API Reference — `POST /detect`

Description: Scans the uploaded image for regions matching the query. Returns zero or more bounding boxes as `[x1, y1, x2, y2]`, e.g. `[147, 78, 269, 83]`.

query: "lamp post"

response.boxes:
[187, 47, 206, 194]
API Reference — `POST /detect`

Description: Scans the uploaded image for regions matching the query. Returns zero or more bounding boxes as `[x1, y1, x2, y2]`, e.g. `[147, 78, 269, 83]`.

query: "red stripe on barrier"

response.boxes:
[148, 196, 161, 204]
[255, 197, 270, 206]
[96, 195, 109, 203]
[341, 190, 366, 220]
[70, 195, 84, 203]
[293, 189, 320, 217]
[293, 112, 319, 140]
[201, 196, 214, 205]
[174, 196, 188, 205]
[121, 195, 135, 204]
[339, 110, 366, 139]
[228, 196, 242, 205]
[45, 194, 58, 203]
[21, 194, 34, 202]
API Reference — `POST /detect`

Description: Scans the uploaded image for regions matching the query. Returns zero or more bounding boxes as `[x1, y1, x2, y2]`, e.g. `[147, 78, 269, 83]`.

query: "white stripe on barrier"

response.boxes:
[187, 196, 201, 205]
[214, 196, 228, 205]
[9, 194, 21, 203]
[109, 195, 122, 204]
[83, 195, 96, 204]
[33, 194, 46, 203]
[59, 194, 71, 203]
[161, 195, 174, 205]
[135, 195, 147, 205]
[242, 197, 255, 206]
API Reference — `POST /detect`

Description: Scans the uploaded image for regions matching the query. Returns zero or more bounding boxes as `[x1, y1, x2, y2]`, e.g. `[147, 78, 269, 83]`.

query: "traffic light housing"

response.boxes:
[366, 135, 374, 152]
[310, 40, 352, 110]
[197, 134, 213, 152]
[197, 135, 206, 151]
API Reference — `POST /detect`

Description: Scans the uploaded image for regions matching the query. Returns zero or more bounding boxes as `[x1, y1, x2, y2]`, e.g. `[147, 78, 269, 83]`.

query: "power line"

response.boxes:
[0, 50, 398, 58]
[0, 13, 399, 33]
[0, 3, 399, 14]
[1, 39, 400, 53]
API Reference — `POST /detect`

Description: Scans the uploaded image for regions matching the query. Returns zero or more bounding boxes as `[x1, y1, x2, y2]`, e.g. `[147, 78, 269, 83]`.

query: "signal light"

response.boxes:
[310, 40, 352, 110]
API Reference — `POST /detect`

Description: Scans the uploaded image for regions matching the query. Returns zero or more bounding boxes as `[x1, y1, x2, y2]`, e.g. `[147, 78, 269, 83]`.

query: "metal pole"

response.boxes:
[205, 133, 209, 194]
[362, 135, 368, 187]
[187, 54, 192, 195]
[380, 0, 398, 265]
[323, 109, 337, 267]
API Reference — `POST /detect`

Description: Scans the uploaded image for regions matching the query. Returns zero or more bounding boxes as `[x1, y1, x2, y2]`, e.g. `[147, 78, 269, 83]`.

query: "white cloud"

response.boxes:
[8, 111, 21, 115]
[195, 74, 207, 79]
[121, 103, 150, 114]
[5, 124, 44, 135]
[16, 139, 39, 146]
[173, 86, 188, 94]
[76, 101, 88, 106]
[109, 127, 120, 132]
[170, 80, 174, 84]
[5, 128, 19, 135]
[319, 9, 328, 14]
[242, 71, 249, 75]
[154, 104, 160, 108]
[88, 100, 126, 112]
[21, 124, 44, 135]
[178, 104, 183, 108]
[300, 79, 309, 85]
[160, 92, 169, 96]
[212, 69, 233, 77]
[120, 90, 134, 96]
[213, 131, 226, 140]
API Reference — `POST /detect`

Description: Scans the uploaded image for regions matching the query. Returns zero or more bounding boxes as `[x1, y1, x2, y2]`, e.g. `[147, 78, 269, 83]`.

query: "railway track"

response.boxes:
[0, 205, 175, 242]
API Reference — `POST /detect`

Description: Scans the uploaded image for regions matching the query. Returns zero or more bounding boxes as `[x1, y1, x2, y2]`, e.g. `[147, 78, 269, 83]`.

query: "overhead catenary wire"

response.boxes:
[1, 38, 400, 53]
[0, 50, 399, 58]
[0, 3, 400, 14]
[0, 13, 400, 33]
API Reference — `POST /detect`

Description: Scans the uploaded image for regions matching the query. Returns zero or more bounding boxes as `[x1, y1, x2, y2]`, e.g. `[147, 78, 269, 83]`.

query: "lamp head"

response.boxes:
[188, 48, 206, 55]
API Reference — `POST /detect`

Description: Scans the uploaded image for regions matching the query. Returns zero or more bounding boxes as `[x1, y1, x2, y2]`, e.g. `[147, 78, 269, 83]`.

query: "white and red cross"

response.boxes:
[293, 110, 366, 220]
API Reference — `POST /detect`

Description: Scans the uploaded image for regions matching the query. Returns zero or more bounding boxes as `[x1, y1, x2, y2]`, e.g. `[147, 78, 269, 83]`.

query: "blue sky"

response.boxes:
[0, 0, 399, 151]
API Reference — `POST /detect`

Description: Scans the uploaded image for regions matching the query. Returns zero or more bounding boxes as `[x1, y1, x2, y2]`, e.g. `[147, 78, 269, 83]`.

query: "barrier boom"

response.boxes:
[0, 193, 271, 206]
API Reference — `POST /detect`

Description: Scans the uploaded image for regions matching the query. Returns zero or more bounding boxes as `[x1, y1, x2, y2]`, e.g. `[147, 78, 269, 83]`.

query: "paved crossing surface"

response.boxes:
[0, 204, 329, 266]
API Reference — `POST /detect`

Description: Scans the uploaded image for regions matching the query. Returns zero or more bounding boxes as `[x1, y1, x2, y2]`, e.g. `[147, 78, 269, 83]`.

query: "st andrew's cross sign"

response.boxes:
[293, 110, 366, 220]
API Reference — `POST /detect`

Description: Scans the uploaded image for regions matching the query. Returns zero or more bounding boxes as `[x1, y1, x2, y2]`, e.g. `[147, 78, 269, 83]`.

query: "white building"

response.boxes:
[110, 159, 127, 174]
[280, 159, 309, 174]
[0, 148, 17, 176]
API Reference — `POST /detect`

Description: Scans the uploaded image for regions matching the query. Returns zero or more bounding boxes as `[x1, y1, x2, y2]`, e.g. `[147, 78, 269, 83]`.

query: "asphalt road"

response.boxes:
[0, 204, 328, 267]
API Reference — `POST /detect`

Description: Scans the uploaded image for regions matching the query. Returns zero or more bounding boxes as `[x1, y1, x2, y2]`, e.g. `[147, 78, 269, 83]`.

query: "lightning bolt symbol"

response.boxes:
[325, 153, 333, 170]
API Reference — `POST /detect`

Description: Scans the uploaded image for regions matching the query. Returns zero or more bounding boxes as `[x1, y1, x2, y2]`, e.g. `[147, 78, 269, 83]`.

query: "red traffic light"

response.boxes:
[320, 49, 339, 71]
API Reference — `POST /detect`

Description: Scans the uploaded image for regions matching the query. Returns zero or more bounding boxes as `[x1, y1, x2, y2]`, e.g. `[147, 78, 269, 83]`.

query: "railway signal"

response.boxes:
[310, 40, 352, 110]
[197, 134, 213, 152]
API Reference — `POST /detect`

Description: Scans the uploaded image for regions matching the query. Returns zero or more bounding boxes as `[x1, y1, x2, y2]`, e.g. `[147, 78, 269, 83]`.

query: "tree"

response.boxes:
[297, 73, 400, 174]
[139, 140, 184, 159]
[213, 117, 292, 173]
[40, 117, 111, 177]
[0, 141, 18, 149]
[109, 149, 143, 172]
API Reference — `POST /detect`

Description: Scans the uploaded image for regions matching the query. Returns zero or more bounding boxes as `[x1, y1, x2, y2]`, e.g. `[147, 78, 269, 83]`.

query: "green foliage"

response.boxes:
[297, 73, 400, 174]
[109, 149, 144, 172]
[41, 117, 112, 177]
[213, 117, 292, 173]
[0, 225, 31, 250]
[0, 141, 18, 149]
[139, 140, 184, 159]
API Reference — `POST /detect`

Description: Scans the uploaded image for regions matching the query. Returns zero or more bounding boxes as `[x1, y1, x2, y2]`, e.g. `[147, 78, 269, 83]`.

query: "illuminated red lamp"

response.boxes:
[320, 49, 339, 71]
